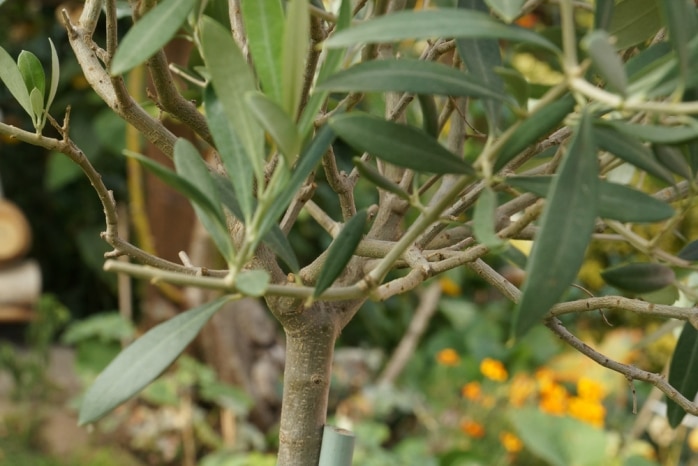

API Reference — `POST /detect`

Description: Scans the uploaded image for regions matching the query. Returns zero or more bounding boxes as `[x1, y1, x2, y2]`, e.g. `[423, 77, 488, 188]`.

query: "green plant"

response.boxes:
[4, 0, 698, 464]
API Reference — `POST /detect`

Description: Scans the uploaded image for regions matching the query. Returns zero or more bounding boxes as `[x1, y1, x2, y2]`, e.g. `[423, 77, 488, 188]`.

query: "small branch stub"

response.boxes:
[318, 425, 355, 466]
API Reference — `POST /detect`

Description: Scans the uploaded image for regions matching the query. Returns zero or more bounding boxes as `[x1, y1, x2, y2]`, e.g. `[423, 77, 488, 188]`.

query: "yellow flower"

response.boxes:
[480, 358, 508, 382]
[460, 419, 485, 438]
[439, 277, 462, 296]
[539, 383, 568, 416]
[577, 377, 605, 402]
[436, 348, 461, 366]
[509, 374, 536, 407]
[568, 396, 606, 428]
[500, 431, 523, 453]
[461, 381, 481, 401]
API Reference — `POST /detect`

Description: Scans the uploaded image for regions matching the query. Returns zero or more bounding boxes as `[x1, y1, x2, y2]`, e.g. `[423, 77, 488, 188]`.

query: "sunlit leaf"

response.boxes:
[241, 0, 284, 104]
[601, 262, 675, 293]
[79, 296, 232, 425]
[281, 0, 308, 117]
[0, 46, 32, 118]
[314, 210, 367, 298]
[494, 94, 575, 171]
[513, 111, 598, 338]
[609, 0, 662, 50]
[325, 9, 559, 52]
[473, 186, 505, 250]
[200, 16, 264, 180]
[29, 87, 43, 128]
[47, 39, 59, 113]
[235, 269, 270, 297]
[484, 0, 525, 23]
[506, 176, 674, 223]
[245, 91, 301, 164]
[667, 322, 698, 427]
[582, 30, 627, 95]
[330, 112, 474, 175]
[319, 58, 506, 101]
[17, 51, 45, 98]
[110, 0, 196, 76]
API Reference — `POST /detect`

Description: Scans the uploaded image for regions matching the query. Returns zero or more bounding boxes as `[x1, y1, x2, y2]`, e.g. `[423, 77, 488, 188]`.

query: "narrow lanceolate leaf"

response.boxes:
[173, 138, 235, 263]
[205, 87, 254, 222]
[653, 144, 692, 180]
[330, 113, 474, 175]
[667, 322, 698, 427]
[594, 0, 614, 31]
[458, 0, 506, 131]
[29, 87, 43, 128]
[506, 176, 674, 223]
[17, 51, 45, 99]
[47, 38, 59, 112]
[110, 0, 196, 75]
[314, 210, 368, 298]
[494, 94, 575, 171]
[473, 186, 505, 250]
[79, 296, 232, 425]
[484, 0, 526, 24]
[513, 111, 598, 338]
[240, 0, 284, 104]
[602, 120, 698, 145]
[609, 0, 662, 50]
[582, 30, 627, 95]
[235, 270, 270, 297]
[678, 240, 698, 261]
[325, 9, 559, 52]
[594, 124, 674, 184]
[245, 91, 301, 165]
[200, 16, 264, 180]
[601, 262, 675, 293]
[659, 0, 697, 88]
[298, 0, 351, 139]
[353, 157, 410, 200]
[318, 59, 506, 101]
[281, 0, 309, 117]
[0, 46, 32, 118]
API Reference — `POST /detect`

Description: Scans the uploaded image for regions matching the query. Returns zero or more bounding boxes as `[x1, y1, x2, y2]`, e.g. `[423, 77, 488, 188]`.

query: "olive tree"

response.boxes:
[2, 0, 698, 464]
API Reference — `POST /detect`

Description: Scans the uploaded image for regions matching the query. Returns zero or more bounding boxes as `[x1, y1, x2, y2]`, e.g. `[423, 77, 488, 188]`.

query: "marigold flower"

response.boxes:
[436, 348, 461, 366]
[439, 277, 462, 296]
[480, 358, 508, 382]
[460, 419, 485, 438]
[577, 377, 605, 402]
[500, 431, 523, 453]
[461, 381, 481, 401]
[568, 396, 606, 428]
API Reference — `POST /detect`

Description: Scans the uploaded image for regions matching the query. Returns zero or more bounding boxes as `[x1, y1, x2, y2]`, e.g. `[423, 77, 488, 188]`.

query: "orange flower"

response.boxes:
[436, 348, 461, 366]
[439, 277, 462, 296]
[460, 419, 485, 438]
[509, 374, 536, 407]
[577, 377, 605, 402]
[480, 358, 508, 382]
[500, 431, 523, 453]
[515, 13, 539, 29]
[568, 396, 606, 428]
[539, 383, 568, 416]
[461, 381, 482, 401]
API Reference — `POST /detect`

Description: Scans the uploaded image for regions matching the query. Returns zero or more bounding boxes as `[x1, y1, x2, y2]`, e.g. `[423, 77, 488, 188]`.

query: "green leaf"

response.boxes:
[506, 176, 674, 223]
[601, 262, 675, 293]
[496, 67, 529, 108]
[110, 0, 197, 76]
[235, 270, 270, 297]
[173, 138, 236, 263]
[609, 0, 662, 50]
[17, 50, 45, 99]
[513, 111, 598, 338]
[281, 0, 309, 117]
[200, 16, 264, 180]
[78, 296, 232, 425]
[678, 240, 698, 261]
[204, 87, 254, 222]
[298, 0, 351, 139]
[594, 0, 614, 31]
[457, 0, 506, 131]
[0, 46, 33, 118]
[241, 0, 284, 104]
[667, 322, 698, 427]
[314, 210, 367, 298]
[494, 94, 575, 171]
[245, 91, 301, 165]
[417, 94, 439, 138]
[603, 120, 698, 144]
[473, 186, 505, 250]
[325, 9, 559, 52]
[29, 87, 44, 128]
[594, 124, 674, 184]
[582, 30, 627, 95]
[329, 112, 474, 175]
[47, 38, 59, 113]
[659, 0, 697, 88]
[653, 144, 692, 180]
[318, 58, 506, 102]
[484, 0, 525, 23]
[352, 157, 410, 200]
